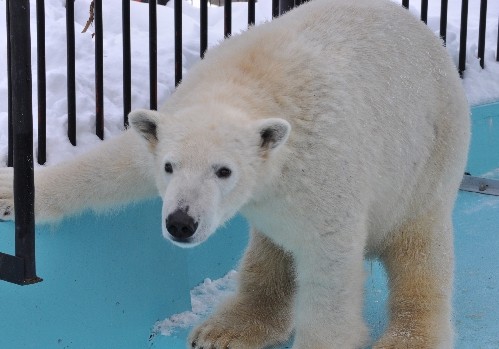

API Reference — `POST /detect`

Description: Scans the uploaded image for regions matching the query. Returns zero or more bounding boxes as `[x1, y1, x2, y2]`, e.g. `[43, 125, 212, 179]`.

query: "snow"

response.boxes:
[0, 0, 498, 167]
[152, 270, 238, 337]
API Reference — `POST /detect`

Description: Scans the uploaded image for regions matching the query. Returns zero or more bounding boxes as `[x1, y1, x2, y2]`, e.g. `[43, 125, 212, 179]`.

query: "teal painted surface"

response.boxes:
[466, 102, 499, 176]
[0, 199, 248, 349]
[185, 215, 249, 290]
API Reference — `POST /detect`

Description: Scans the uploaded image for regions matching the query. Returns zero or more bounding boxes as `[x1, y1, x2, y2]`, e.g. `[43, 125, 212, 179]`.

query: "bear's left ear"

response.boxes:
[129, 109, 162, 146]
[255, 118, 291, 154]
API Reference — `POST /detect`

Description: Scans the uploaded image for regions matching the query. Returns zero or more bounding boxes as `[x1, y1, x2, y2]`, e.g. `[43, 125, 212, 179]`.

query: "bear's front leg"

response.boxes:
[291, 227, 369, 349]
[189, 230, 295, 349]
[1, 131, 157, 223]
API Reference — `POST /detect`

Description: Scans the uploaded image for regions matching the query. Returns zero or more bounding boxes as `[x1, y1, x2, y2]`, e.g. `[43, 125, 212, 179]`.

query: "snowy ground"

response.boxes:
[0, 0, 498, 167]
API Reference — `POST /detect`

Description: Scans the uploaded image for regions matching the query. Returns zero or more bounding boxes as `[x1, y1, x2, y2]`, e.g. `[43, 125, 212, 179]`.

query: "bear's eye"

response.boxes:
[164, 162, 173, 174]
[216, 167, 232, 179]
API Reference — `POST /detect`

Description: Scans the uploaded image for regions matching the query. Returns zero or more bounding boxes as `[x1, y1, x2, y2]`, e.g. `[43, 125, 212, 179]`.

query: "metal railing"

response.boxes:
[1, 0, 498, 285]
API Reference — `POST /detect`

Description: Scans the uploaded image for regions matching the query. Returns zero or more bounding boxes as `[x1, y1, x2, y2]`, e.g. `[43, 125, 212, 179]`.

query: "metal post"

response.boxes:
[149, 0, 158, 110]
[477, 0, 487, 69]
[458, 0, 469, 76]
[36, 0, 46, 164]
[175, 0, 182, 86]
[200, 0, 208, 58]
[224, 0, 232, 37]
[440, 0, 448, 44]
[272, 0, 279, 18]
[66, 0, 76, 145]
[0, 0, 42, 285]
[420, 0, 428, 24]
[122, 0, 131, 127]
[248, 0, 256, 26]
[497, 16, 499, 62]
[95, 0, 104, 139]
[279, 0, 294, 15]
[6, 0, 13, 167]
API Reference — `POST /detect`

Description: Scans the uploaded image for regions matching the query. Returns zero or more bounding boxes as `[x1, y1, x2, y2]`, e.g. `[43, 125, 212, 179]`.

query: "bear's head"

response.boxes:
[129, 106, 291, 247]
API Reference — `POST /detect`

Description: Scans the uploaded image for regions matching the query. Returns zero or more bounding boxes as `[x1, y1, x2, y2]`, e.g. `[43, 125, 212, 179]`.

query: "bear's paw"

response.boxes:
[189, 313, 290, 349]
[0, 168, 14, 221]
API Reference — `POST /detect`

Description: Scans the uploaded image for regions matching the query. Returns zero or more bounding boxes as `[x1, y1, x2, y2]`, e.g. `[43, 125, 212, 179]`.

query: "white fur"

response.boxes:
[1, 0, 470, 348]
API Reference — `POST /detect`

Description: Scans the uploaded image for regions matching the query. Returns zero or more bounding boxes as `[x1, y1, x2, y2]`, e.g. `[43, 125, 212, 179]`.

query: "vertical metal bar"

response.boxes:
[200, 0, 208, 58]
[36, 0, 46, 164]
[66, 0, 76, 145]
[272, 0, 279, 18]
[477, 0, 487, 69]
[9, 0, 41, 285]
[440, 0, 448, 44]
[248, 0, 255, 26]
[420, 0, 428, 24]
[175, 0, 182, 86]
[95, 0, 104, 139]
[122, 0, 131, 127]
[149, 0, 158, 110]
[458, 0, 469, 76]
[6, 0, 13, 167]
[402, 0, 409, 9]
[497, 16, 499, 62]
[224, 0, 232, 37]
[279, 0, 294, 15]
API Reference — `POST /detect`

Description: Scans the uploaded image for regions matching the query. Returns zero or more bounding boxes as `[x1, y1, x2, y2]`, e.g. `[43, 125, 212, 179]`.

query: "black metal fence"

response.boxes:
[0, 0, 498, 285]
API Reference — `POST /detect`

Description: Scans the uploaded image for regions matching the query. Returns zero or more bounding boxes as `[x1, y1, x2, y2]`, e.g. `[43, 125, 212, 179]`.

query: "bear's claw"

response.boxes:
[189, 313, 289, 349]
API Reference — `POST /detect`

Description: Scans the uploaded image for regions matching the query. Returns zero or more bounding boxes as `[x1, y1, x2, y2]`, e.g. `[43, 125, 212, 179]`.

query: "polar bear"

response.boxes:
[1, 0, 469, 348]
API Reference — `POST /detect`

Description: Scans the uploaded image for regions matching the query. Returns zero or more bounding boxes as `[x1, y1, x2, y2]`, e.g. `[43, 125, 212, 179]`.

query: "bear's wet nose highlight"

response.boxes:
[165, 209, 198, 241]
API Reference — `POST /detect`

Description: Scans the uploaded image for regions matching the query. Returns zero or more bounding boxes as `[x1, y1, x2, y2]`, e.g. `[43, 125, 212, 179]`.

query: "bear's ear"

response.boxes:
[255, 118, 291, 154]
[129, 109, 162, 146]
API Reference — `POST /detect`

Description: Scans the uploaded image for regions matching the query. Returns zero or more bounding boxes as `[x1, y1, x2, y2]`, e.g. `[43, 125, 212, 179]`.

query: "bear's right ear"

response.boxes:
[129, 109, 162, 146]
[254, 118, 291, 156]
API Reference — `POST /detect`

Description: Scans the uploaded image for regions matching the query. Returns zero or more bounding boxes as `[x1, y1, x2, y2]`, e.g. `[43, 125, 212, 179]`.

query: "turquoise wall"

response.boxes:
[466, 102, 499, 176]
[0, 199, 248, 348]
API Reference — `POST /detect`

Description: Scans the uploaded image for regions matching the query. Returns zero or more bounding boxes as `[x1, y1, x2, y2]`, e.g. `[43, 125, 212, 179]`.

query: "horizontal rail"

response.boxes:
[460, 175, 499, 196]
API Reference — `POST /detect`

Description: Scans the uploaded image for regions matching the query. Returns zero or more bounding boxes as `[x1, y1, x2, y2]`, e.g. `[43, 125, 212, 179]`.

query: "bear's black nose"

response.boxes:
[166, 209, 198, 241]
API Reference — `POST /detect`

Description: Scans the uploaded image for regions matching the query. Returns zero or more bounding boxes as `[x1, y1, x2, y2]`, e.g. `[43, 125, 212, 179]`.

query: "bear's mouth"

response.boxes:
[170, 235, 194, 244]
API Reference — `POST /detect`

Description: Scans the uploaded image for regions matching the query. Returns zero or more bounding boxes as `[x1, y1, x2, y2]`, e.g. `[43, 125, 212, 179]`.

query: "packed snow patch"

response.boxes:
[153, 270, 238, 336]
